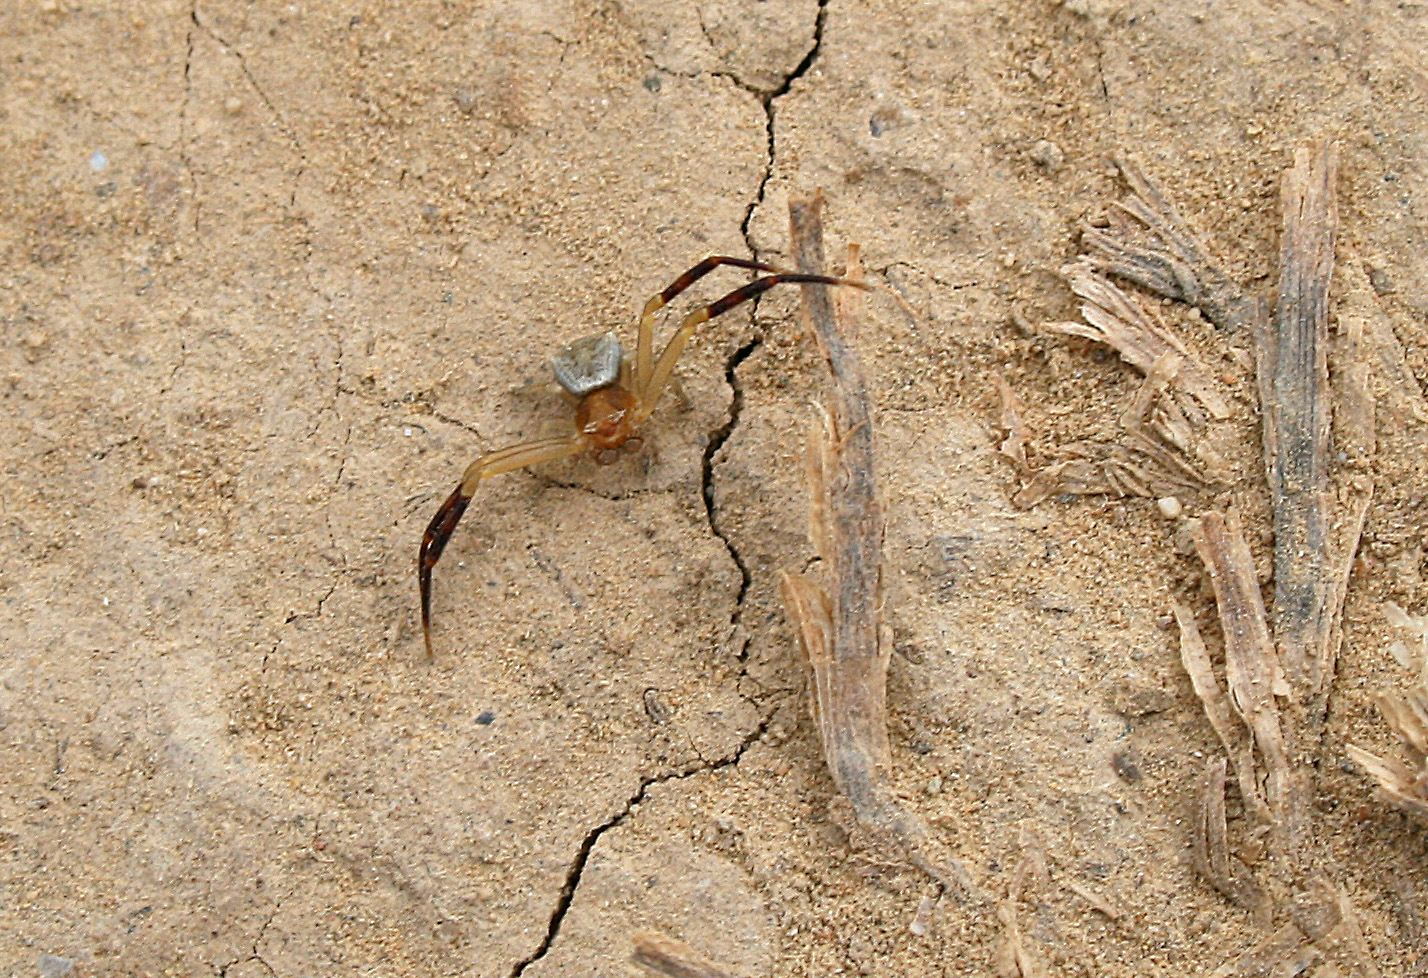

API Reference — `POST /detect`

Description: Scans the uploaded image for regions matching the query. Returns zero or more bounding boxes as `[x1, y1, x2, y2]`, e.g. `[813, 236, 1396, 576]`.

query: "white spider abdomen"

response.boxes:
[551, 332, 622, 395]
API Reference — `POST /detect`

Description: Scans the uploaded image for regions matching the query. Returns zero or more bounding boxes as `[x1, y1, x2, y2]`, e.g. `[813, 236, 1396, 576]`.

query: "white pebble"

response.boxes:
[1157, 496, 1183, 519]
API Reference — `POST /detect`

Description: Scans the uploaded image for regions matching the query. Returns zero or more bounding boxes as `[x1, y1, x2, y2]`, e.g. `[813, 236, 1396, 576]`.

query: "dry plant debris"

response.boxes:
[1258, 144, 1362, 717]
[996, 361, 1215, 509]
[1001, 243, 1234, 508]
[778, 191, 975, 899]
[1080, 157, 1263, 336]
[1347, 605, 1428, 823]
[1346, 689, 1428, 823]
[631, 930, 748, 978]
[1051, 268, 1231, 422]
[1067, 143, 1386, 976]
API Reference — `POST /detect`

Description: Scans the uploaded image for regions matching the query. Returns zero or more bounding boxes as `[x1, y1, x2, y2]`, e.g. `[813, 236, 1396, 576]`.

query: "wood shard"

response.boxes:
[631, 931, 747, 978]
[783, 190, 976, 899]
[1175, 603, 1270, 825]
[1262, 140, 1339, 708]
[1191, 511, 1305, 863]
[1190, 755, 1271, 927]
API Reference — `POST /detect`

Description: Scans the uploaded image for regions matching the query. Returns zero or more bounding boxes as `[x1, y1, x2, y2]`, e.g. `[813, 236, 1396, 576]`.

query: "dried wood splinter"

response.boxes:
[779, 191, 975, 900]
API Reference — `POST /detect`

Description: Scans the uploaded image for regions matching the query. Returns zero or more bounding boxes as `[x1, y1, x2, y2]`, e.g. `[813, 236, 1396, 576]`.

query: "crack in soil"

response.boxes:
[739, 0, 832, 240]
[190, 8, 305, 159]
[507, 711, 774, 978]
[504, 10, 834, 971]
[700, 337, 761, 613]
[180, 5, 201, 240]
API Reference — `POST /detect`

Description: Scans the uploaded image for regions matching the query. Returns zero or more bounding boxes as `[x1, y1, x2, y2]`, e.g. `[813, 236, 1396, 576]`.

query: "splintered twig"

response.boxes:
[1081, 157, 1263, 335]
[1347, 685, 1428, 823]
[1189, 755, 1272, 927]
[1011, 263, 1230, 507]
[780, 190, 974, 898]
[1350, 605, 1428, 818]
[1175, 604, 1272, 828]
[1050, 270, 1231, 421]
[1191, 512, 1306, 865]
[1261, 142, 1340, 708]
[1078, 144, 1385, 975]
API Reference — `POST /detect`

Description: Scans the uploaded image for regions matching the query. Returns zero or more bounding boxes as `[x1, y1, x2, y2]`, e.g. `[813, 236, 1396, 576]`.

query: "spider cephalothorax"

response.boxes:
[417, 255, 870, 657]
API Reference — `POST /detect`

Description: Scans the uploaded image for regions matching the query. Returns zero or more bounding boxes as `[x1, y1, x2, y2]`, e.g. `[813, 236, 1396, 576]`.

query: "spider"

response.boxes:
[418, 254, 871, 658]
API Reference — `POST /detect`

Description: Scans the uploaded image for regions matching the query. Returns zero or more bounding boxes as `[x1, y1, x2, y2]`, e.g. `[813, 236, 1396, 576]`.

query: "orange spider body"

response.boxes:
[417, 254, 871, 658]
[575, 385, 640, 456]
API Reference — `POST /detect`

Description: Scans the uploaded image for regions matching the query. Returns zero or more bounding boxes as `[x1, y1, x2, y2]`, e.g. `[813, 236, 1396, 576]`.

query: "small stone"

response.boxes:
[1112, 748, 1142, 783]
[642, 689, 670, 725]
[1030, 139, 1065, 172]
[38, 955, 74, 978]
[869, 105, 905, 137]
[1157, 496, 1183, 519]
[223, 97, 243, 114]
[475, 710, 495, 726]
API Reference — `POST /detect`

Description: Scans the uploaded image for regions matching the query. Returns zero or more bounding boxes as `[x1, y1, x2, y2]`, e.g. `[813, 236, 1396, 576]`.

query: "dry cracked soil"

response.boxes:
[4, 0, 1428, 976]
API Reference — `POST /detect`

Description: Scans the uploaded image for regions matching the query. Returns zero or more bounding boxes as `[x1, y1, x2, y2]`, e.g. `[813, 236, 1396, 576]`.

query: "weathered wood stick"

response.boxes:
[1263, 141, 1339, 707]
[781, 190, 975, 899]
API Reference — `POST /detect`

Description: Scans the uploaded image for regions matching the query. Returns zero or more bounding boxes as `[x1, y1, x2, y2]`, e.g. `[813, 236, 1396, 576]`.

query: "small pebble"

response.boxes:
[38, 956, 74, 978]
[1030, 139, 1064, 171]
[642, 689, 670, 725]
[475, 710, 495, 726]
[909, 893, 936, 936]
[1157, 496, 1183, 519]
[224, 97, 244, 114]
[1112, 748, 1142, 783]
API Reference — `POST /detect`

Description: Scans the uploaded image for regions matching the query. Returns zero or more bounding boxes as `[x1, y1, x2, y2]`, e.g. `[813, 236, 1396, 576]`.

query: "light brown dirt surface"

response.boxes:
[4, 1, 1428, 975]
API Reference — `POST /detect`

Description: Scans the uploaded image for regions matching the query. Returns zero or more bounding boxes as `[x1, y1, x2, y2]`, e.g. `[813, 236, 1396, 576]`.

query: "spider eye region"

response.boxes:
[552, 331, 623, 395]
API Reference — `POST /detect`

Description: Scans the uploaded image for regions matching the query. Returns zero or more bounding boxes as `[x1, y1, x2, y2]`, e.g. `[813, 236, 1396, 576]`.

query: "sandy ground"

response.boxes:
[4, 0, 1428, 975]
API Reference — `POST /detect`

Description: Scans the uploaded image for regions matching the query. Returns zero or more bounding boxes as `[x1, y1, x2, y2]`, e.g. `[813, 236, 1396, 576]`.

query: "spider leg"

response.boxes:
[636, 256, 795, 393]
[637, 272, 872, 420]
[419, 434, 588, 659]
